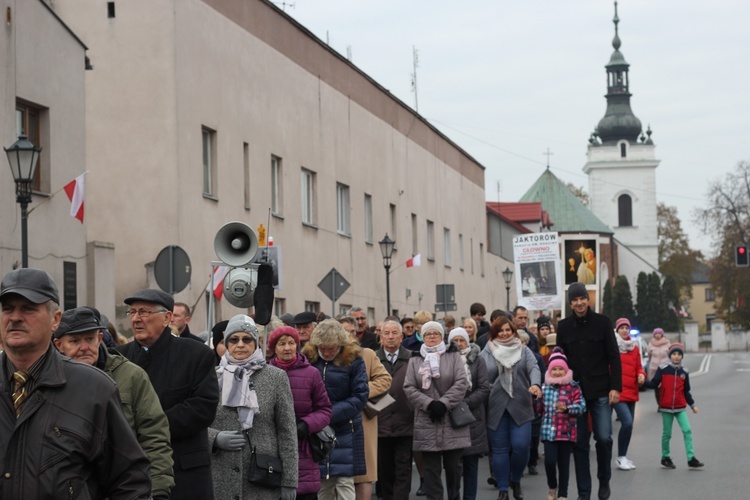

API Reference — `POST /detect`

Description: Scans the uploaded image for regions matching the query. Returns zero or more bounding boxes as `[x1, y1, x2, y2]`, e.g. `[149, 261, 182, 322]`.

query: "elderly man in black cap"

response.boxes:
[53, 307, 175, 499]
[294, 310, 317, 348]
[0, 268, 151, 498]
[117, 289, 220, 500]
[557, 282, 622, 500]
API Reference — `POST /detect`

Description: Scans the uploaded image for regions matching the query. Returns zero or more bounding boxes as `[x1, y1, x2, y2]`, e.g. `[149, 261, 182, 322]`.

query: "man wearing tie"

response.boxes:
[375, 320, 415, 500]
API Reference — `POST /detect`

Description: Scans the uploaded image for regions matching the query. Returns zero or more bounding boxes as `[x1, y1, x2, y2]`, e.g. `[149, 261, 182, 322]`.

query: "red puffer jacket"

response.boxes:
[619, 344, 646, 403]
[645, 363, 694, 412]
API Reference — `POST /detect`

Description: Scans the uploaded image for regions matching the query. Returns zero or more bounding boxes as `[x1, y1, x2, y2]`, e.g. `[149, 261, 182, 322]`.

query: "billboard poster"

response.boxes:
[513, 232, 562, 311]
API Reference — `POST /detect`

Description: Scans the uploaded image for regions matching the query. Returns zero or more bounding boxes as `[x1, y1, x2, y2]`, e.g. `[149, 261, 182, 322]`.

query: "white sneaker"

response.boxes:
[617, 456, 634, 470]
[625, 457, 637, 469]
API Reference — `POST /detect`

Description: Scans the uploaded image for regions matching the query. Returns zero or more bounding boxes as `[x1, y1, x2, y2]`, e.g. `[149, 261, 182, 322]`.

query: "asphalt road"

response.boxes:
[402, 351, 750, 499]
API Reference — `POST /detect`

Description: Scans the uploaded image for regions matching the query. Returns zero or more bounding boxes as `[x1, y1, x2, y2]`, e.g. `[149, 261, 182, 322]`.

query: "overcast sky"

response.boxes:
[287, 0, 749, 256]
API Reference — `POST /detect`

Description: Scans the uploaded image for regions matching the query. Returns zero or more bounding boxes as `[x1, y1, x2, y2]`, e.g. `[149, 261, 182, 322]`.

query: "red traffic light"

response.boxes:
[740, 247, 747, 254]
[736, 245, 749, 266]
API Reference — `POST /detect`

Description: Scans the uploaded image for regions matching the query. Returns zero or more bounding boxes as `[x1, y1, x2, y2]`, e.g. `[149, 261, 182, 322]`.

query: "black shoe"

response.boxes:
[487, 476, 498, 486]
[577, 496, 590, 500]
[688, 457, 705, 469]
[660, 457, 676, 469]
[510, 481, 524, 500]
[528, 464, 538, 475]
[597, 481, 610, 499]
[497, 491, 510, 500]
[416, 479, 426, 496]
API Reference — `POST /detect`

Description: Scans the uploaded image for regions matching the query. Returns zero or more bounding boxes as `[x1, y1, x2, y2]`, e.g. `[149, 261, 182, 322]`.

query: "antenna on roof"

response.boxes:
[543, 148, 554, 170]
[347, 45, 352, 61]
[273, 1, 295, 12]
[411, 46, 419, 112]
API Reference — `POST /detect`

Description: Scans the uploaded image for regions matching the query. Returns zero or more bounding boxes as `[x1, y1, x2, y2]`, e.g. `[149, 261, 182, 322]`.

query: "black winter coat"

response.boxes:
[462, 344, 490, 456]
[556, 308, 622, 400]
[118, 328, 219, 499]
[376, 346, 414, 437]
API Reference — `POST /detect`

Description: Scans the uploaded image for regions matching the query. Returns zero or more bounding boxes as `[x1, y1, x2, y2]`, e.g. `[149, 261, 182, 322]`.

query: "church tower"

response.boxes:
[584, 1, 660, 287]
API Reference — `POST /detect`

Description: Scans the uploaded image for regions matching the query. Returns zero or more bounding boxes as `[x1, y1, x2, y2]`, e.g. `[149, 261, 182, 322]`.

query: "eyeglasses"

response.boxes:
[126, 309, 167, 318]
[423, 331, 442, 338]
[227, 336, 255, 345]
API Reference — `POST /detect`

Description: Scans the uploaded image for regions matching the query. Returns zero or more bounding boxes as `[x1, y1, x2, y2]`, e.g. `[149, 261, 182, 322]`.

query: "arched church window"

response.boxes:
[620, 142, 627, 157]
[618, 194, 632, 227]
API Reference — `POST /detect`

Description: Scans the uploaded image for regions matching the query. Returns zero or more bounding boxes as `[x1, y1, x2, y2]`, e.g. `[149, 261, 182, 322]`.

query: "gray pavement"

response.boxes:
[398, 352, 750, 499]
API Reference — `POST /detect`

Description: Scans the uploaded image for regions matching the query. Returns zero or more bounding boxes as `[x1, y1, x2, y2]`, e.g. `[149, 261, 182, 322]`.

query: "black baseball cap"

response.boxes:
[0, 268, 60, 304]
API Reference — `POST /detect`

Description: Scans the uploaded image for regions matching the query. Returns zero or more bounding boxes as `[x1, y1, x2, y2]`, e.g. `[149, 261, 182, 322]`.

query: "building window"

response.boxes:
[336, 183, 351, 236]
[389, 204, 397, 250]
[107, 2, 116, 18]
[202, 127, 216, 198]
[620, 142, 627, 158]
[367, 307, 375, 327]
[426, 220, 435, 261]
[364, 194, 373, 243]
[301, 168, 316, 225]
[304, 301, 320, 314]
[470, 237, 474, 274]
[705, 288, 716, 302]
[243, 143, 250, 210]
[618, 194, 632, 227]
[271, 155, 283, 216]
[339, 304, 352, 316]
[479, 242, 485, 277]
[16, 101, 45, 192]
[459, 233, 465, 270]
[274, 298, 286, 316]
[444, 228, 452, 268]
[411, 213, 418, 255]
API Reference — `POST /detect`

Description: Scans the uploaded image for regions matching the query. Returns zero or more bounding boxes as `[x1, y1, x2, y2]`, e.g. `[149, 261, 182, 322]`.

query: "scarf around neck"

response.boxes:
[649, 335, 669, 348]
[419, 341, 446, 390]
[545, 368, 574, 386]
[216, 348, 266, 430]
[616, 333, 637, 353]
[488, 337, 523, 397]
[459, 346, 473, 390]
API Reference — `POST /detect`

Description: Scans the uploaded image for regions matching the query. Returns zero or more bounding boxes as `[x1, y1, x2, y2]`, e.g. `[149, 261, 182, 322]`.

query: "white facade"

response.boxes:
[49, 0, 513, 333]
[584, 140, 660, 287]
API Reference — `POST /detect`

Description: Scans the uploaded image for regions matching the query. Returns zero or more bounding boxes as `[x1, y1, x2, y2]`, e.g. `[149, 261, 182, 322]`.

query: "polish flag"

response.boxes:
[406, 254, 421, 268]
[63, 173, 86, 223]
[207, 265, 230, 300]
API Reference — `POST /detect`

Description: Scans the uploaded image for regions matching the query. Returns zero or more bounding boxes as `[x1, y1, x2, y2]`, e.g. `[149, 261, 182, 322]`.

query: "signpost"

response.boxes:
[154, 245, 191, 295]
[318, 268, 350, 316]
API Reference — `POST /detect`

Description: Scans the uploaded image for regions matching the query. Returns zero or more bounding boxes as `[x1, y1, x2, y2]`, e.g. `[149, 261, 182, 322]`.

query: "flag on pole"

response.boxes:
[207, 265, 230, 300]
[63, 173, 86, 223]
[406, 254, 421, 268]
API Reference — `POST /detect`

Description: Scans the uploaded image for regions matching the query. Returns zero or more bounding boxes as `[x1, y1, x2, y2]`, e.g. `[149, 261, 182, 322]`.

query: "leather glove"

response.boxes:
[215, 430, 246, 451]
[427, 401, 447, 422]
[280, 486, 297, 500]
[296, 421, 308, 439]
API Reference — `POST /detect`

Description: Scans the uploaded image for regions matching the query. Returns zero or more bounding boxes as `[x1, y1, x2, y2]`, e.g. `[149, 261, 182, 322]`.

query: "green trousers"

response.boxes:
[661, 411, 694, 460]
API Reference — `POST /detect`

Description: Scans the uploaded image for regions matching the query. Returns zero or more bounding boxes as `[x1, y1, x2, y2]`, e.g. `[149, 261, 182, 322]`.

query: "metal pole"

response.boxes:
[20, 199, 28, 268]
[385, 263, 391, 316]
[331, 269, 337, 317]
[505, 285, 510, 312]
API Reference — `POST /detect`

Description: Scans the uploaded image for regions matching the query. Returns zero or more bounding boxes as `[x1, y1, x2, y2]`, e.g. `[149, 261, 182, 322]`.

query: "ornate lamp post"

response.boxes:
[502, 266, 514, 312]
[379, 234, 395, 316]
[5, 134, 42, 268]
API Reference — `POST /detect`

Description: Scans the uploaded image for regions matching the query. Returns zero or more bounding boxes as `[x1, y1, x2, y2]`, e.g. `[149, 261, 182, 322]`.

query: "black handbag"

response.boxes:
[434, 384, 477, 429]
[244, 431, 284, 488]
[307, 425, 337, 463]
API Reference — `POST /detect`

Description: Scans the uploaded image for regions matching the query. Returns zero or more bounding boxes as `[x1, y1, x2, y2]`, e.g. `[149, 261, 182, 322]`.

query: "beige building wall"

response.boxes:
[51, 0, 513, 333]
[688, 282, 716, 333]
[1, 0, 88, 307]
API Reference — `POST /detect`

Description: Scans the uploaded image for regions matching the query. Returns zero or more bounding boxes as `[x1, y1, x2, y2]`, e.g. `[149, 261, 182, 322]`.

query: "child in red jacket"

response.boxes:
[612, 318, 645, 470]
[645, 343, 704, 469]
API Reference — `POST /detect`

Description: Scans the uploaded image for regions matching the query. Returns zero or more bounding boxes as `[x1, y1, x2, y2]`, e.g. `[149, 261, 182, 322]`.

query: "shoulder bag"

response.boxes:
[434, 382, 476, 429]
[307, 425, 337, 462]
[244, 430, 284, 488]
[364, 392, 396, 419]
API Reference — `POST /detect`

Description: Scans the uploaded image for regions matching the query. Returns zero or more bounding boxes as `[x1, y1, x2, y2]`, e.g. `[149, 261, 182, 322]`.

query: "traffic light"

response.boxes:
[736, 245, 749, 267]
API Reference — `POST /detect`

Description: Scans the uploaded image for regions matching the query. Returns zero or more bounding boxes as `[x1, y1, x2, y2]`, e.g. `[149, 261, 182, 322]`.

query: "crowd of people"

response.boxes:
[0, 268, 705, 500]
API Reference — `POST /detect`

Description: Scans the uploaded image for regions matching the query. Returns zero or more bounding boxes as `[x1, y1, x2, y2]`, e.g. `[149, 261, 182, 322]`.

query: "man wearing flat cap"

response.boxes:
[557, 282, 622, 500]
[54, 307, 175, 499]
[117, 288, 220, 500]
[294, 310, 317, 349]
[0, 268, 151, 498]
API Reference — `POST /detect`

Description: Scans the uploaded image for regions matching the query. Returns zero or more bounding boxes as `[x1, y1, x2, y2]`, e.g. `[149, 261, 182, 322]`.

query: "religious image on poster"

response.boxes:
[564, 239, 597, 285]
[513, 232, 562, 311]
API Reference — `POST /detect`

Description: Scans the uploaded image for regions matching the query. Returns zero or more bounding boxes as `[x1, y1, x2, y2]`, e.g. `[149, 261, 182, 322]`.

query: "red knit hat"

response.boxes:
[668, 342, 684, 357]
[268, 326, 300, 354]
[615, 318, 631, 331]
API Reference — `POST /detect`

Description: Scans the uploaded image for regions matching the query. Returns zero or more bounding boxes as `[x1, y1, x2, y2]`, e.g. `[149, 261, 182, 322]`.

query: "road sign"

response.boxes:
[318, 268, 350, 316]
[154, 245, 191, 294]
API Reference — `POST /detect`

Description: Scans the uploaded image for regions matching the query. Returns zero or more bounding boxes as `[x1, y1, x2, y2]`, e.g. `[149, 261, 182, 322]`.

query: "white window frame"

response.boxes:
[301, 168, 316, 225]
[426, 220, 435, 261]
[337, 183, 351, 236]
[271, 155, 283, 216]
[202, 127, 216, 198]
[459, 234, 465, 270]
[444, 228, 452, 268]
[364, 194, 373, 243]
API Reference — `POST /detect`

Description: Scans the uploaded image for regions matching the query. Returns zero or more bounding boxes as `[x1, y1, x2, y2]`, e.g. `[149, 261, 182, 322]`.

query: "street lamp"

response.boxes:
[502, 266, 514, 312]
[5, 133, 42, 268]
[379, 233, 395, 316]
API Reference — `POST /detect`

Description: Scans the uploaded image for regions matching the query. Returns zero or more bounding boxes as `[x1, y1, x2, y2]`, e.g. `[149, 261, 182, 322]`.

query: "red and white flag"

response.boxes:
[406, 254, 422, 268]
[207, 265, 230, 300]
[63, 173, 86, 223]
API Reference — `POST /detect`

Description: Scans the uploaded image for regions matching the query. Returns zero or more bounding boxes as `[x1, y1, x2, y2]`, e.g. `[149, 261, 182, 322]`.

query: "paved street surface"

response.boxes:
[402, 352, 750, 498]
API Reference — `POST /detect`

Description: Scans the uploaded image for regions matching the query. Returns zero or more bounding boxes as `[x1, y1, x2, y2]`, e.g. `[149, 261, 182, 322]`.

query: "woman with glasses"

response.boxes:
[208, 314, 298, 500]
[404, 321, 470, 500]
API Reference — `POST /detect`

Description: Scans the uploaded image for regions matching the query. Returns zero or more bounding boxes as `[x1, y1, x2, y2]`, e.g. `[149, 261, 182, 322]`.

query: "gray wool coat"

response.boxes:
[481, 344, 541, 430]
[403, 344, 471, 452]
[208, 364, 299, 500]
[462, 343, 490, 456]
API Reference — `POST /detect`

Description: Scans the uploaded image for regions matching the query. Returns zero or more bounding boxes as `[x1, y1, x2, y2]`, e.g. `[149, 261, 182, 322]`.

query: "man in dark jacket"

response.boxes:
[0, 268, 151, 499]
[557, 283, 622, 500]
[118, 289, 219, 500]
[172, 301, 204, 342]
[349, 306, 380, 350]
[376, 320, 415, 500]
[53, 307, 174, 498]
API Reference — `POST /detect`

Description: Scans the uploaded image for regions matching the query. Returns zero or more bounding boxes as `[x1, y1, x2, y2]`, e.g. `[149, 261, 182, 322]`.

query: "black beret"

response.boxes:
[293, 311, 317, 325]
[53, 307, 103, 339]
[124, 289, 174, 311]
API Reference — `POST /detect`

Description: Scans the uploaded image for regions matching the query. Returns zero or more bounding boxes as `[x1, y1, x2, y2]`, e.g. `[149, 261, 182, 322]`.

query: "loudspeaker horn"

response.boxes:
[214, 221, 259, 267]
[222, 267, 257, 308]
